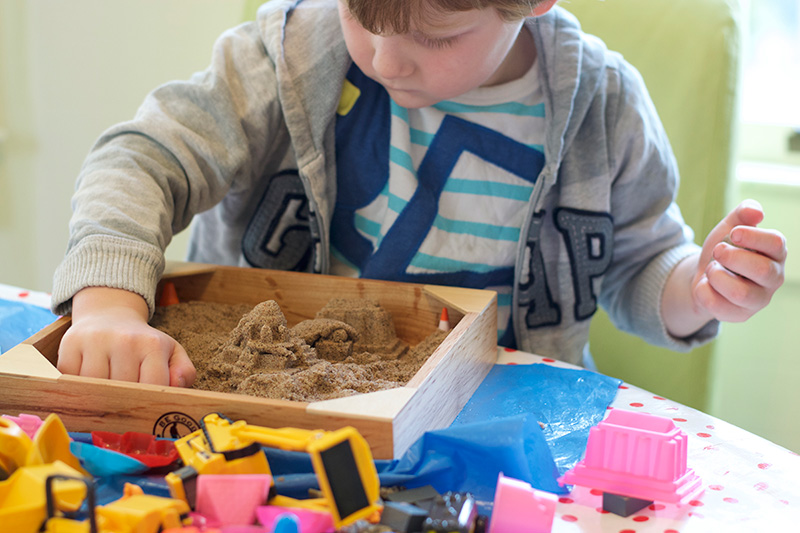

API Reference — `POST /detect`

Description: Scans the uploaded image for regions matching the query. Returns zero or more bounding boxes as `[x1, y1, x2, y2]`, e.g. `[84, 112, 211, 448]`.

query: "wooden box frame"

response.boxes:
[0, 262, 497, 459]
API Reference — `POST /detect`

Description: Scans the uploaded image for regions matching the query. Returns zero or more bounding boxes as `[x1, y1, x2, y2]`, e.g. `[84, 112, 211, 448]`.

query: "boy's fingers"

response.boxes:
[56, 345, 81, 376]
[693, 275, 732, 318]
[78, 351, 110, 380]
[694, 271, 754, 322]
[109, 351, 144, 383]
[705, 260, 768, 312]
[169, 344, 196, 388]
[714, 241, 785, 289]
[728, 198, 764, 228]
[728, 226, 788, 262]
[698, 200, 763, 277]
[139, 354, 171, 386]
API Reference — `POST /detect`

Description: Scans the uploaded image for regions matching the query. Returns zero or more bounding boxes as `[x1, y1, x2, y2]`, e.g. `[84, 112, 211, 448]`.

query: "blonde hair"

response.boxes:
[343, 0, 544, 34]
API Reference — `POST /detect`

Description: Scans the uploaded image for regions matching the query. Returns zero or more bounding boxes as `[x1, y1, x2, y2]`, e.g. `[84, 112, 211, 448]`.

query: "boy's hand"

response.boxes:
[663, 199, 787, 337]
[57, 287, 196, 387]
[694, 199, 787, 321]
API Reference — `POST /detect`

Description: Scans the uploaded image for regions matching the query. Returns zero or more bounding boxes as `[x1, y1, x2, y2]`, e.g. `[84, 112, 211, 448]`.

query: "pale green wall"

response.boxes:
[0, 1, 36, 290]
[709, 166, 800, 453]
[0, 0, 245, 292]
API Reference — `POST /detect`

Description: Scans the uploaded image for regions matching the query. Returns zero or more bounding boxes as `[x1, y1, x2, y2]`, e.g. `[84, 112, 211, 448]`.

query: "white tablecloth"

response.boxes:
[497, 348, 800, 532]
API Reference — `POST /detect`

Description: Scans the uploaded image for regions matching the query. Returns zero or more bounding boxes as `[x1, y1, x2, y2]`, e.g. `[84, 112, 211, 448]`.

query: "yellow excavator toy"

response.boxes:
[165, 413, 382, 528]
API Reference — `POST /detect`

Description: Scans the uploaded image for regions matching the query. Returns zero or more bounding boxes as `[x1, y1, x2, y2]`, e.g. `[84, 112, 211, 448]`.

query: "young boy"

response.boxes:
[52, 0, 786, 387]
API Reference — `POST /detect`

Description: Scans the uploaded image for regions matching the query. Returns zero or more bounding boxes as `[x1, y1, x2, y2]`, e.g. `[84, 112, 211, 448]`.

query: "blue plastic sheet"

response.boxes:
[0, 298, 58, 353]
[454, 363, 622, 477]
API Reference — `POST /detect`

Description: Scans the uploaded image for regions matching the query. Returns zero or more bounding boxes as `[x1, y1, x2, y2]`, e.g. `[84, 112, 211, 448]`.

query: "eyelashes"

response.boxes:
[417, 35, 458, 49]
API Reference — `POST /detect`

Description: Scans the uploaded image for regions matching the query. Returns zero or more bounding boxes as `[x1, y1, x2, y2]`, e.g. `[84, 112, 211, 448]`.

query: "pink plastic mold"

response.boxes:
[560, 409, 703, 504]
[488, 473, 556, 533]
[1, 413, 45, 440]
[195, 474, 272, 527]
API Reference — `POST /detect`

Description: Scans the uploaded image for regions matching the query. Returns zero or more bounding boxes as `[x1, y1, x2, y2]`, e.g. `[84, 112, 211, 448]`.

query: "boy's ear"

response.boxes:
[531, 0, 558, 17]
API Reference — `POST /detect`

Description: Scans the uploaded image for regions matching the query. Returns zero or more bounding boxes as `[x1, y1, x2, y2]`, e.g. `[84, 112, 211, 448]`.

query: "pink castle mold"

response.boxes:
[560, 409, 703, 504]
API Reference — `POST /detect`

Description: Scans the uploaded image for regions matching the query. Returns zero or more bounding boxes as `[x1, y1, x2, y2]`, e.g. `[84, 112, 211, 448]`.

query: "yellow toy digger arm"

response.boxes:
[168, 413, 382, 528]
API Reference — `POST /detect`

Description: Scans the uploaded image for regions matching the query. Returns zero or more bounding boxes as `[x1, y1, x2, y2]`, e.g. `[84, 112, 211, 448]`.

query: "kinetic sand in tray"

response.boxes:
[150, 297, 449, 402]
[0, 262, 498, 458]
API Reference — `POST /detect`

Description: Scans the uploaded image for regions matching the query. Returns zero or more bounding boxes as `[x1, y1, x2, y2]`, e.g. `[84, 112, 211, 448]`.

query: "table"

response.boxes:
[497, 348, 800, 532]
[2, 283, 799, 531]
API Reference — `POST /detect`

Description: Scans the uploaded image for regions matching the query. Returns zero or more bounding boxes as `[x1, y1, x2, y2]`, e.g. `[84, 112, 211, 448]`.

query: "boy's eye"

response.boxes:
[417, 35, 458, 49]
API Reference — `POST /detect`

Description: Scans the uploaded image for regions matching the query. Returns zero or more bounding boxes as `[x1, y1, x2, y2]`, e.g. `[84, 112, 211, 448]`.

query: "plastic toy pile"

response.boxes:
[0, 411, 556, 533]
[0, 404, 703, 533]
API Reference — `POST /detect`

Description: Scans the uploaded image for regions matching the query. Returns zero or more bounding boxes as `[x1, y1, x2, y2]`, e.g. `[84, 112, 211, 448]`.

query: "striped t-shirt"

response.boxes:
[331, 57, 545, 346]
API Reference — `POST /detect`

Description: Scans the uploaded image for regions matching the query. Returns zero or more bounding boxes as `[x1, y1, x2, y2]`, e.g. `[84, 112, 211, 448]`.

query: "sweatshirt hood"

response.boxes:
[257, 0, 350, 169]
[529, 7, 610, 189]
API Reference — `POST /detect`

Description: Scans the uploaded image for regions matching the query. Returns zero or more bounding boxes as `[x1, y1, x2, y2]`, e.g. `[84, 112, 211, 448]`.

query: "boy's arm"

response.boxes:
[58, 287, 196, 387]
[52, 19, 287, 319]
[661, 199, 787, 337]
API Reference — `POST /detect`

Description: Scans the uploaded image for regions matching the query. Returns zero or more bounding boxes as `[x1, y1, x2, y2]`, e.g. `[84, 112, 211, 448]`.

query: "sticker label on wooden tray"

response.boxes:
[153, 411, 200, 439]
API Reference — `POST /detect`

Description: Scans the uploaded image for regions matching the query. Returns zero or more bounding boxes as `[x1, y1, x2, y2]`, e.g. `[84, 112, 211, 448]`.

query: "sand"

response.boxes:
[150, 298, 448, 402]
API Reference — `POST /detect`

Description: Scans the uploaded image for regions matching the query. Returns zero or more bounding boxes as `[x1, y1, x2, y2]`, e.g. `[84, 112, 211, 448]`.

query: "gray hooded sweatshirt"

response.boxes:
[52, 0, 717, 366]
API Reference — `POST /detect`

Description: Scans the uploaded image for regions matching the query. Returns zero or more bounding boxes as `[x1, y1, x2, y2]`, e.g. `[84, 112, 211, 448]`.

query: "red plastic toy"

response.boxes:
[92, 431, 179, 469]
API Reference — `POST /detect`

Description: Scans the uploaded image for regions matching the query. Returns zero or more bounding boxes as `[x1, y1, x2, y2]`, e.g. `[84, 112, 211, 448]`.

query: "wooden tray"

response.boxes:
[0, 262, 497, 459]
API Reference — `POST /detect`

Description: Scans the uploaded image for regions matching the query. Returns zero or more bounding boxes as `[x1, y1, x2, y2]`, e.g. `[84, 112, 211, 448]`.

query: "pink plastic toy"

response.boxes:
[487, 473, 556, 533]
[194, 474, 272, 527]
[560, 409, 703, 504]
[1, 414, 45, 440]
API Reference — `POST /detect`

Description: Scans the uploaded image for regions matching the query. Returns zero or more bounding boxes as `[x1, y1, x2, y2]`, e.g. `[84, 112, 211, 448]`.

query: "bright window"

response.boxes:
[740, 0, 800, 127]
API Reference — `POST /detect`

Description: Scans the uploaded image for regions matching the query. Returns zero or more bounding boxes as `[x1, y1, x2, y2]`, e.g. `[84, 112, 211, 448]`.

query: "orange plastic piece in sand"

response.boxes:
[159, 282, 180, 307]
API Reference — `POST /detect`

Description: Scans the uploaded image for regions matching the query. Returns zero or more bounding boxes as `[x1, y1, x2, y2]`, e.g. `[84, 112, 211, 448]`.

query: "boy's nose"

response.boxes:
[371, 37, 414, 80]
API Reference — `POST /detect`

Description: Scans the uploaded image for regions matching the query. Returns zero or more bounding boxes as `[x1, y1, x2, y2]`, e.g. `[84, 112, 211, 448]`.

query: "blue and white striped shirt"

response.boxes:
[332, 56, 545, 345]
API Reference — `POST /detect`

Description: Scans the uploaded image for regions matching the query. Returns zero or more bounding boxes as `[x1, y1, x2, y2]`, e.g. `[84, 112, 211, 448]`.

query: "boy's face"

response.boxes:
[338, 1, 529, 108]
